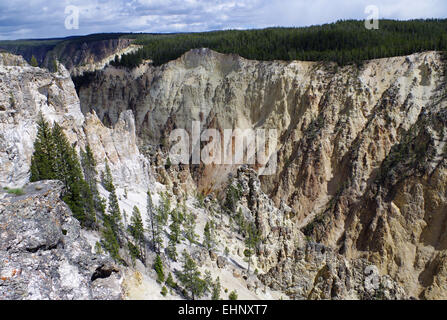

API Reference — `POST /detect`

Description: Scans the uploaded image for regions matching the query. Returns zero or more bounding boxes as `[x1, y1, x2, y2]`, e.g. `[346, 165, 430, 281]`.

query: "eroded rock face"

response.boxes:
[77, 49, 447, 298]
[0, 54, 150, 190]
[259, 242, 407, 300]
[0, 180, 122, 300]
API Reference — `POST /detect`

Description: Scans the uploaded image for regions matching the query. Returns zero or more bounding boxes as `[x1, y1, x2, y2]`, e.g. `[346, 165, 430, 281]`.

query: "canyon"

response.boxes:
[0, 42, 446, 299]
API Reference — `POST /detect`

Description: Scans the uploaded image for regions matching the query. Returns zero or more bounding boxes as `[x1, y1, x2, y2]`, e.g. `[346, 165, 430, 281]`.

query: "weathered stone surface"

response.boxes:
[259, 242, 407, 300]
[0, 180, 122, 300]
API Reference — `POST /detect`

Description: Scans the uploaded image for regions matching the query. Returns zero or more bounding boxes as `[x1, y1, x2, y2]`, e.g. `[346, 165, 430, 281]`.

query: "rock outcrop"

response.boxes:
[0, 180, 122, 300]
[0, 52, 150, 190]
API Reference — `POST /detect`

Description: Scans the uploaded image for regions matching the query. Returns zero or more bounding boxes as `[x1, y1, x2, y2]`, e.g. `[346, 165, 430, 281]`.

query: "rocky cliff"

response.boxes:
[77, 49, 447, 299]
[0, 180, 122, 300]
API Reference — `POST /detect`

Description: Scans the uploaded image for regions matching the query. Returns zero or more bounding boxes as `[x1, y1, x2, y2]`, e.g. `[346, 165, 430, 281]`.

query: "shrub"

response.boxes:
[229, 290, 238, 300]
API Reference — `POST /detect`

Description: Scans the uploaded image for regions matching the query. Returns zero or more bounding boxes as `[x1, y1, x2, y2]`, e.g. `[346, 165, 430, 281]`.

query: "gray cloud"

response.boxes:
[0, 0, 446, 40]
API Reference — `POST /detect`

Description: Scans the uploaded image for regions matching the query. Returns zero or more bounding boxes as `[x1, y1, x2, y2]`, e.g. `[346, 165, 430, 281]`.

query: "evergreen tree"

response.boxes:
[184, 211, 198, 245]
[80, 143, 99, 199]
[245, 222, 261, 274]
[235, 208, 246, 234]
[101, 159, 114, 192]
[169, 208, 182, 244]
[167, 237, 178, 261]
[107, 182, 122, 234]
[154, 254, 165, 283]
[30, 113, 55, 182]
[211, 276, 222, 300]
[167, 208, 181, 262]
[30, 55, 38, 67]
[127, 241, 140, 265]
[30, 116, 95, 228]
[177, 250, 207, 300]
[166, 272, 177, 289]
[101, 217, 121, 261]
[146, 190, 163, 253]
[158, 191, 170, 226]
[129, 206, 145, 261]
[203, 221, 215, 250]
[52, 123, 90, 225]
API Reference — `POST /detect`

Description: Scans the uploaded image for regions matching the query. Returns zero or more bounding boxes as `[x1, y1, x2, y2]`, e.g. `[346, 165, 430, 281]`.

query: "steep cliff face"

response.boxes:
[77, 49, 447, 298]
[0, 51, 154, 300]
[0, 52, 150, 189]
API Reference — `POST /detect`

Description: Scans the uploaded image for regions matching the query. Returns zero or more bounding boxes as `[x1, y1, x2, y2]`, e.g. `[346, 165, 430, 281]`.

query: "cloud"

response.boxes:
[0, 0, 446, 40]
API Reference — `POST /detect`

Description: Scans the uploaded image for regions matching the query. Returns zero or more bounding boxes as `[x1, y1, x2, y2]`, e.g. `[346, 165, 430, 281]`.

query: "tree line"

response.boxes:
[109, 19, 447, 68]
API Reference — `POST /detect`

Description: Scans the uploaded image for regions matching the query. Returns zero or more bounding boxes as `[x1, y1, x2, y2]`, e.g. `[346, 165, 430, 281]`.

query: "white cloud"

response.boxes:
[0, 0, 445, 39]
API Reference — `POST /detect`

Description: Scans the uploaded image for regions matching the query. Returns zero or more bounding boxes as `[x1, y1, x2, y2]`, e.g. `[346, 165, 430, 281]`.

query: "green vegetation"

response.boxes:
[100, 166, 124, 262]
[101, 159, 114, 192]
[203, 220, 216, 250]
[224, 183, 242, 213]
[154, 254, 165, 283]
[161, 286, 168, 297]
[184, 211, 198, 245]
[5, 188, 25, 196]
[146, 190, 163, 253]
[167, 208, 182, 261]
[211, 276, 221, 300]
[30, 55, 38, 67]
[109, 19, 447, 68]
[30, 114, 95, 227]
[128, 206, 145, 263]
[176, 250, 207, 300]
[229, 290, 238, 300]
[244, 222, 261, 274]
[166, 273, 177, 289]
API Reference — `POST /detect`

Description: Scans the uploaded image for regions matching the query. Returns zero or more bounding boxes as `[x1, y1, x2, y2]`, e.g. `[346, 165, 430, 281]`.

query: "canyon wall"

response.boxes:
[77, 49, 447, 298]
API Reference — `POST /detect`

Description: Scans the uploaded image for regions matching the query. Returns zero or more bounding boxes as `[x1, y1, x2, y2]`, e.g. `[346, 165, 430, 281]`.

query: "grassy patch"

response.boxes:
[6, 188, 25, 196]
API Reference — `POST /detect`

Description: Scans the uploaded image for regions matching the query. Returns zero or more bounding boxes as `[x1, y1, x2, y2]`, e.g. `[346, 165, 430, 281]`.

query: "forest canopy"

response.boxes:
[111, 19, 447, 68]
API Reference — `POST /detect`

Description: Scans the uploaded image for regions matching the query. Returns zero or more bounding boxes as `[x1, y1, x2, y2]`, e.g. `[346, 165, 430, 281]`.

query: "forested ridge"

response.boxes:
[111, 19, 447, 67]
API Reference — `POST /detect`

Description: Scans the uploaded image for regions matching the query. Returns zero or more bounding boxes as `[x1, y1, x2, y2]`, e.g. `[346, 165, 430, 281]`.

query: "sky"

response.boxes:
[0, 0, 446, 40]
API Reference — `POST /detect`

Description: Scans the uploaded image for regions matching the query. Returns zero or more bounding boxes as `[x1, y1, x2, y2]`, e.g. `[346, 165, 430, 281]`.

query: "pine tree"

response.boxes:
[158, 191, 170, 226]
[203, 221, 215, 250]
[81, 143, 99, 200]
[146, 190, 162, 253]
[129, 206, 145, 261]
[167, 209, 181, 261]
[52, 123, 89, 225]
[167, 237, 178, 261]
[177, 250, 207, 300]
[30, 117, 95, 228]
[166, 273, 177, 289]
[101, 216, 121, 261]
[245, 222, 261, 274]
[127, 240, 140, 266]
[154, 254, 165, 283]
[169, 208, 182, 244]
[101, 159, 114, 192]
[184, 211, 198, 245]
[30, 113, 55, 182]
[30, 55, 38, 67]
[212, 276, 221, 300]
[107, 182, 122, 234]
